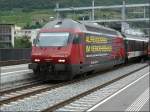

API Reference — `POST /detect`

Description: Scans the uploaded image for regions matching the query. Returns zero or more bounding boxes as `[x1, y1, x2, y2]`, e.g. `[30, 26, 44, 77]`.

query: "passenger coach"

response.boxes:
[123, 33, 148, 61]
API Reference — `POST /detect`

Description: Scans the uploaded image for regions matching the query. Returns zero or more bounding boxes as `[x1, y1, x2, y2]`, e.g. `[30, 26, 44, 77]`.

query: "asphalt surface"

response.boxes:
[0, 64, 34, 90]
[140, 100, 149, 111]
[1, 64, 29, 73]
[91, 66, 149, 111]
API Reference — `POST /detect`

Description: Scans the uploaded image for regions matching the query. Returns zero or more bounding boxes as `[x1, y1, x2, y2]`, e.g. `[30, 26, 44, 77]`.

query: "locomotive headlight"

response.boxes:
[58, 59, 66, 63]
[34, 59, 40, 62]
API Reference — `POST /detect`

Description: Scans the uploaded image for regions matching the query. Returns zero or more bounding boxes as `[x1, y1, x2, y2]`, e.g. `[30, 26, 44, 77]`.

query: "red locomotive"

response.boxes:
[29, 19, 148, 80]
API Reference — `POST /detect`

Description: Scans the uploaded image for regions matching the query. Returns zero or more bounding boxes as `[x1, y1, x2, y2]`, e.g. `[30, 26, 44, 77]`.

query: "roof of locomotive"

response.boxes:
[82, 21, 117, 32]
[42, 19, 119, 35]
[43, 19, 86, 31]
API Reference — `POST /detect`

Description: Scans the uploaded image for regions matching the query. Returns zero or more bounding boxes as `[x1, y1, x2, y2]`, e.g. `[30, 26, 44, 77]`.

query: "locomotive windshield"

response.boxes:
[36, 32, 69, 47]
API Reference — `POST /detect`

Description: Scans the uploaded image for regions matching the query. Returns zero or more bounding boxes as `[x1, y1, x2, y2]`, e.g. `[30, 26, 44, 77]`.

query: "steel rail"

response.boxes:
[0, 80, 44, 95]
[0, 63, 124, 106]
[42, 65, 148, 112]
[0, 63, 147, 107]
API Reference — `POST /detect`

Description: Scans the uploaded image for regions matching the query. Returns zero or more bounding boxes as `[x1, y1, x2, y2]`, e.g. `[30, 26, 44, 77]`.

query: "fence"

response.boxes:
[0, 48, 31, 61]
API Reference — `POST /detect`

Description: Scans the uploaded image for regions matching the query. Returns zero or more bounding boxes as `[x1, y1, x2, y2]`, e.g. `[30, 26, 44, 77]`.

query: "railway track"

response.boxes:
[43, 65, 148, 111]
[0, 79, 45, 95]
[0, 63, 148, 111]
[0, 67, 110, 106]
[0, 63, 126, 106]
[0, 81, 56, 106]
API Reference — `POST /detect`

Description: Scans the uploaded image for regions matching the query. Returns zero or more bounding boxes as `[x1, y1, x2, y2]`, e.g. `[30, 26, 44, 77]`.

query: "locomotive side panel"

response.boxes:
[81, 32, 125, 73]
[68, 33, 84, 76]
[84, 33, 113, 64]
[111, 36, 126, 65]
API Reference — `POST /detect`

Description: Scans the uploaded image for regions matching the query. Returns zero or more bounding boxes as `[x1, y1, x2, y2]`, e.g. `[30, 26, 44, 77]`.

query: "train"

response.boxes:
[148, 41, 150, 59]
[28, 19, 148, 80]
[122, 30, 148, 62]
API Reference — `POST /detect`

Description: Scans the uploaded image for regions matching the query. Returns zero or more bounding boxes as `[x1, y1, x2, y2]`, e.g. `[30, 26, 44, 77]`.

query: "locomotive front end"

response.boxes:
[29, 32, 73, 80]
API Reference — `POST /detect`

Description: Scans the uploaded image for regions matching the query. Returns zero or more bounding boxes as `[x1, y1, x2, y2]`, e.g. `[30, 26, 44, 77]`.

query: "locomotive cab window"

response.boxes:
[36, 32, 69, 47]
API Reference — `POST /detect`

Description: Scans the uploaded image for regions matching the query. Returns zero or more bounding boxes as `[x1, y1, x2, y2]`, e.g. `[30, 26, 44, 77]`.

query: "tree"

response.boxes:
[14, 36, 32, 48]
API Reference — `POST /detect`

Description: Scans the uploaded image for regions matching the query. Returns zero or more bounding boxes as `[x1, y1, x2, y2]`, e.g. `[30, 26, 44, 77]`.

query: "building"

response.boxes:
[0, 24, 15, 48]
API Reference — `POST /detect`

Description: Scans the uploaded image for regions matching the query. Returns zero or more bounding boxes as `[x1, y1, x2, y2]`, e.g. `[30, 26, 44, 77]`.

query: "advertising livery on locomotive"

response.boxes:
[29, 19, 148, 80]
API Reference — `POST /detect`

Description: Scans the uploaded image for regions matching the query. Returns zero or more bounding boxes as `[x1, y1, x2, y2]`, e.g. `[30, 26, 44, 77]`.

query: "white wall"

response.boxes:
[11, 25, 15, 47]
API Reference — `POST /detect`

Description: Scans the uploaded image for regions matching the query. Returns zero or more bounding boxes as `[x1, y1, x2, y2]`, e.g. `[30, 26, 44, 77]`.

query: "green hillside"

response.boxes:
[0, 0, 149, 28]
[0, 9, 54, 27]
[0, 0, 149, 10]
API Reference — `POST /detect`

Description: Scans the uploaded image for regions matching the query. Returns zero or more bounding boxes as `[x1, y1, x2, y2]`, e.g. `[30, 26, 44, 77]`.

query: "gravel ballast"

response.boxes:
[1, 63, 148, 111]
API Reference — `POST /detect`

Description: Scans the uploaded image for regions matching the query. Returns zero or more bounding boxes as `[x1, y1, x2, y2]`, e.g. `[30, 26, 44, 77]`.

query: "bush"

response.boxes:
[14, 36, 32, 48]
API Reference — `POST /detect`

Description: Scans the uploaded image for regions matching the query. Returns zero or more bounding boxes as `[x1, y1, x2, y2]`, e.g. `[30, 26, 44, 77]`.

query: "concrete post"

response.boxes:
[56, 3, 60, 19]
[11, 25, 15, 47]
[92, 0, 95, 21]
[122, 0, 126, 21]
[121, 0, 126, 33]
[143, 7, 146, 18]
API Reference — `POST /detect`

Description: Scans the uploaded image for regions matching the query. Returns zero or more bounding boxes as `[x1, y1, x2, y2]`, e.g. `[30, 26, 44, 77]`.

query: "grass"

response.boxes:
[1, 8, 144, 28]
[0, 9, 54, 27]
[0, 8, 124, 28]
